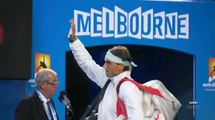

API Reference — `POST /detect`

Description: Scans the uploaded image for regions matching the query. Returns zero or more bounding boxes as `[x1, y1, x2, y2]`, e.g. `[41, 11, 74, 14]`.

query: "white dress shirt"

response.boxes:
[36, 90, 58, 120]
[69, 39, 144, 120]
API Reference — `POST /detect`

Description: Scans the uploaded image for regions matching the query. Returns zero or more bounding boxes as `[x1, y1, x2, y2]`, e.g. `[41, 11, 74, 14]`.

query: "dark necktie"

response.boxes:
[47, 101, 54, 120]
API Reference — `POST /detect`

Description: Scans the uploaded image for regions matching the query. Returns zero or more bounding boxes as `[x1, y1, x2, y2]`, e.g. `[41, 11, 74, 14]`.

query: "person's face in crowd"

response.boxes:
[42, 72, 59, 99]
[103, 59, 124, 77]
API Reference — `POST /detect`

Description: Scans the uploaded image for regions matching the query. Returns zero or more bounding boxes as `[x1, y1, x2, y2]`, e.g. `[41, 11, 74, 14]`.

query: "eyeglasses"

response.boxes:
[45, 80, 60, 85]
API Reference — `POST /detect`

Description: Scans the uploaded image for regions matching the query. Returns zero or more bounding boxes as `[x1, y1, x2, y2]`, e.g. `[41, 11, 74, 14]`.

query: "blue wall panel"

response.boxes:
[0, 80, 26, 120]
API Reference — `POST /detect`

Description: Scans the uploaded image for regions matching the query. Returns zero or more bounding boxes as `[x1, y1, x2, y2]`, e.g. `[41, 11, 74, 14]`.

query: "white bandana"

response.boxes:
[105, 51, 137, 67]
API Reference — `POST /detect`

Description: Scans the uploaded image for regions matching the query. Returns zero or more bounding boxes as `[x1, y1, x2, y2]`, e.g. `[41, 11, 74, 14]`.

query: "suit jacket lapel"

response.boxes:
[33, 91, 49, 119]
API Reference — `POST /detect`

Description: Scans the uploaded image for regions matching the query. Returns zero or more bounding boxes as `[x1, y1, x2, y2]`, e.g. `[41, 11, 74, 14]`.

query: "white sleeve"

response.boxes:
[119, 81, 144, 120]
[69, 39, 108, 88]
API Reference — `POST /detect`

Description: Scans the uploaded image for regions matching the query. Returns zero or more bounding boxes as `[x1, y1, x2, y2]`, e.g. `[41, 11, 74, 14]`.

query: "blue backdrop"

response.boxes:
[0, 0, 215, 120]
[31, 0, 215, 119]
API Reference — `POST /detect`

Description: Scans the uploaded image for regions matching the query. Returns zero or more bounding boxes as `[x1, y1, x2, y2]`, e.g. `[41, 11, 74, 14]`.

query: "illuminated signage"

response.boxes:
[74, 6, 189, 39]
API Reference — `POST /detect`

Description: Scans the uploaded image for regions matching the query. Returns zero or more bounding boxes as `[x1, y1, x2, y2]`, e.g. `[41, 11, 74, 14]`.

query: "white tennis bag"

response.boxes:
[142, 80, 182, 120]
[116, 78, 182, 120]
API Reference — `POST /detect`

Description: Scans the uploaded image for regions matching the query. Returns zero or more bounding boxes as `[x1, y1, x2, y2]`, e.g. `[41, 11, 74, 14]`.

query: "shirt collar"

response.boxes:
[110, 71, 131, 87]
[36, 90, 49, 103]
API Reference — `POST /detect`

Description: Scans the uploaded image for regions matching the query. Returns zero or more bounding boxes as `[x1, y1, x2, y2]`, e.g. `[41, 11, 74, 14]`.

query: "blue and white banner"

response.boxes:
[74, 6, 189, 39]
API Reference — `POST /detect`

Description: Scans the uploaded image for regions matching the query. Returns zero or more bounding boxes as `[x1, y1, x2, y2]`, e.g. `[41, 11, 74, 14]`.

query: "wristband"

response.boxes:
[68, 36, 77, 43]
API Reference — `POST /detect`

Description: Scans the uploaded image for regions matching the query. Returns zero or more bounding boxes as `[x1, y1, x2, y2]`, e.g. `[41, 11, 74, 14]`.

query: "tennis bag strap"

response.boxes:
[80, 79, 111, 120]
[116, 77, 164, 120]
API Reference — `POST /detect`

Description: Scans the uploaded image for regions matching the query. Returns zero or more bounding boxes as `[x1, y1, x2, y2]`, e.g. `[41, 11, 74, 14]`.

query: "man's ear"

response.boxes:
[118, 64, 125, 71]
[40, 82, 47, 90]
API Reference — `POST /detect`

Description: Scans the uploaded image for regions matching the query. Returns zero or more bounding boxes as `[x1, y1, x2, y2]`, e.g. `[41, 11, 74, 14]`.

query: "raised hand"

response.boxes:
[68, 19, 77, 42]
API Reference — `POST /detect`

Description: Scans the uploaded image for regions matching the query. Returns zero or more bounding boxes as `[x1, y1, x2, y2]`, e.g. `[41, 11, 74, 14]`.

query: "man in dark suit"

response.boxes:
[15, 68, 59, 120]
